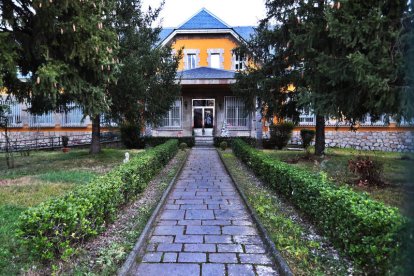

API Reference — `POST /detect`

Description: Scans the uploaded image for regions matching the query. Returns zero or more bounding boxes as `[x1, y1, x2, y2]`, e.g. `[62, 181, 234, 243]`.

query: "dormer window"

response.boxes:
[184, 49, 200, 69]
[207, 49, 224, 69]
[233, 54, 246, 71]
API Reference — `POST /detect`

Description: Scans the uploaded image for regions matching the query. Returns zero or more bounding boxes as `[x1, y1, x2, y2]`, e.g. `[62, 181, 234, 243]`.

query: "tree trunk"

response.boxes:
[314, 114, 325, 156]
[90, 115, 101, 154]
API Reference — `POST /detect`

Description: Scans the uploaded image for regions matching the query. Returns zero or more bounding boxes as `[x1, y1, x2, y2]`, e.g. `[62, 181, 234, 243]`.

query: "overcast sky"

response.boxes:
[141, 0, 267, 27]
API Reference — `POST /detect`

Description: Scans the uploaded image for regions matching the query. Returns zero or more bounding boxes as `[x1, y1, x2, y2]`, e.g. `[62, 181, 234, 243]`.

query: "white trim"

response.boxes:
[161, 29, 243, 46]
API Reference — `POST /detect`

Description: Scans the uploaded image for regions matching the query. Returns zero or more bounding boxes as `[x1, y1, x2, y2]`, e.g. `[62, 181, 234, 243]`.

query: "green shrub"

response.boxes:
[219, 141, 228, 151]
[179, 142, 188, 151]
[145, 137, 195, 148]
[61, 136, 69, 147]
[213, 137, 256, 148]
[261, 139, 275, 149]
[300, 129, 315, 149]
[17, 140, 178, 260]
[232, 139, 407, 274]
[120, 123, 144, 149]
[269, 122, 295, 149]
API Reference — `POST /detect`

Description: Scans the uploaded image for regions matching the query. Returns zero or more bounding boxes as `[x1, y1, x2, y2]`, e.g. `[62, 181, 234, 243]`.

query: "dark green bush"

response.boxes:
[179, 142, 188, 151]
[61, 136, 69, 147]
[300, 129, 315, 149]
[261, 139, 275, 149]
[219, 141, 228, 151]
[232, 139, 407, 274]
[269, 122, 295, 149]
[213, 137, 256, 148]
[120, 123, 144, 149]
[17, 140, 178, 260]
[145, 137, 195, 148]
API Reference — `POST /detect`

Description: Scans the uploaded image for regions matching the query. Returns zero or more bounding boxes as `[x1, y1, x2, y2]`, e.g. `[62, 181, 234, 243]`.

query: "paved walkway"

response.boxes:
[131, 148, 278, 276]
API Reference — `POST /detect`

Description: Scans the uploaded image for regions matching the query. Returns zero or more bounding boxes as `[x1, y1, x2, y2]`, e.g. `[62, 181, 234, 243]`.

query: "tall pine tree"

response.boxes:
[109, 0, 181, 133]
[1, 0, 119, 154]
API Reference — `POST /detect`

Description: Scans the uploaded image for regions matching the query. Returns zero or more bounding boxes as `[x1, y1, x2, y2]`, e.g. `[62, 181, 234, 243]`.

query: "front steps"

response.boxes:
[194, 136, 214, 147]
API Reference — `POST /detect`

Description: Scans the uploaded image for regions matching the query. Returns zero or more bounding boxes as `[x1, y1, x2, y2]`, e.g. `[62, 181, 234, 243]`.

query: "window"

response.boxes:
[61, 102, 86, 127]
[233, 54, 246, 71]
[207, 49, 224, 69]
[187, 54, 196, 69]
[29, 112, 54, 127]
[160, 99, 182, 128]
[0, 99, 22, 127]
[210, 54, 220, 69]
[225, 97, 249, 128]
[184, 49, 199, 69]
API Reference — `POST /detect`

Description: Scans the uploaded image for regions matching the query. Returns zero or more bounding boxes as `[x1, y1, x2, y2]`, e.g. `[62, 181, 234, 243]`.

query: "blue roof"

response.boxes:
[178, 9, 230, 29]
[233, 26, 255, 42]
[158, 28, 174, 43]
[177, 67, 235, 79]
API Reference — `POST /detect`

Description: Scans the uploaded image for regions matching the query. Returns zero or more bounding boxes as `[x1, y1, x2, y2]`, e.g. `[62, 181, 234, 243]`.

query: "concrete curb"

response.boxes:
[217, 149, 293, 276]
[118, 150, 190, 276]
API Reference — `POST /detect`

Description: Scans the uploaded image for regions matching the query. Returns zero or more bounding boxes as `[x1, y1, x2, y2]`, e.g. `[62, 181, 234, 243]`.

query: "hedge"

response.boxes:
[144, 136, 195, 148]
[17, 140, 179, 260]
[232, 139, 407, 273]
[213, 136, 256, 148]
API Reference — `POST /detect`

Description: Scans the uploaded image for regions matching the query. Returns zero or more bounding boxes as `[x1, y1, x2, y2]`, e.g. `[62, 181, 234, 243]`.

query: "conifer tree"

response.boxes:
[1, 0, 119, 154]
[109, 0, 181, 131]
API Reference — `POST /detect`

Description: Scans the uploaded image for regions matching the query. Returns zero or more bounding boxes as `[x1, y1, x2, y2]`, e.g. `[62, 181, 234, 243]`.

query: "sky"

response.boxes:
[141, 0, 267, 27]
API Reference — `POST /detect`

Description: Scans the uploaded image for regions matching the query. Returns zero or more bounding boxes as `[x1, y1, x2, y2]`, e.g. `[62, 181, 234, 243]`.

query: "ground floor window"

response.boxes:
[160, 99, 182, 128]
[225, 96, 249, 128]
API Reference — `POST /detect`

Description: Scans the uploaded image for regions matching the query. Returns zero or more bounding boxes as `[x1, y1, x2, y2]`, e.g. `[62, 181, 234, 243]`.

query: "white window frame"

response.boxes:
[29, 112, 55, 128]
[232, 53, 246, 71]
[0, 98, 23, 127]
[61, 102, 87, 127]
[159, 98, 182, 129]
[207, 48, 224, 69]
[225, 96, 249, 129]
[184, 49, 200, 69]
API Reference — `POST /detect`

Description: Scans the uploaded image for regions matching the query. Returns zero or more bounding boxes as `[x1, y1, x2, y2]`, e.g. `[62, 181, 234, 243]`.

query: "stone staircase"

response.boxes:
[194, 136, 214, 147]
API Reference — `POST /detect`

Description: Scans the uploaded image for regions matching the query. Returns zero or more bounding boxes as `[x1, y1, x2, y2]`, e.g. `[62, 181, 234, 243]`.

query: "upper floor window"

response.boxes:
[187, 54, 197, 69]
[233, 54, 246, 71]
[207, 49, 224, 69]
[184, 49, 199, 70]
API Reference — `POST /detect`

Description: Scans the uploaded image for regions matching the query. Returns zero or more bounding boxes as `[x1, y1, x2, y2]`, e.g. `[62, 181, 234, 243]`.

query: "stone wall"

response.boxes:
[290, 130, 414, 152]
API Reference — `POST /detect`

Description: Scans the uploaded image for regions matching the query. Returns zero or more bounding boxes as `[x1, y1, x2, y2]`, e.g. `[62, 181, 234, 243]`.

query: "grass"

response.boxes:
[219, 150, 352, 275]
[263, 147, 414, 215]
[0, 147, 143, 275]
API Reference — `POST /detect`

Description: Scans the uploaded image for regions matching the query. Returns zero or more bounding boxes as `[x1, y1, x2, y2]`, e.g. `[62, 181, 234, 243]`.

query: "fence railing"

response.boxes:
[0, 132, 120, 152]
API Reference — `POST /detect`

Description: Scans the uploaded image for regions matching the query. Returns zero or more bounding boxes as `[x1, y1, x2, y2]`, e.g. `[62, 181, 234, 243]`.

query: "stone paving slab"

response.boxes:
[130, 148, 279, 275]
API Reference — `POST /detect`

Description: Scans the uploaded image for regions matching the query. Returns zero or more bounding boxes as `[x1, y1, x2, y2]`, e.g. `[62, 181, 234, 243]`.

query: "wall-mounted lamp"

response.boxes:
[219, 103, 223, 110]
[184, 101, 188, 109]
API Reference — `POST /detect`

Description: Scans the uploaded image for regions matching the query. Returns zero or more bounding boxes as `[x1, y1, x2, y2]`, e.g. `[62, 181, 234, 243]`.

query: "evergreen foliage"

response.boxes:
[109, 0, 181, 129]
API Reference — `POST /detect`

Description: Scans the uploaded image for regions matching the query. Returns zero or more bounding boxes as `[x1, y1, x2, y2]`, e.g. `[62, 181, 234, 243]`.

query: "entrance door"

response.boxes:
[192, 99, 215, 136]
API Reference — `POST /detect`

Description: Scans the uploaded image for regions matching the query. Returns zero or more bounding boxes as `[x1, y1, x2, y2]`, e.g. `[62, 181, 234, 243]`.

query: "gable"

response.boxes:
[178, 9, 230, 29]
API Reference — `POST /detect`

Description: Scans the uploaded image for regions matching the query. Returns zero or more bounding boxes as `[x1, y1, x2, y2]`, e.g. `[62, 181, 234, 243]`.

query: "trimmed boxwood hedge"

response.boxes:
[232, 139, 407, 273]
[145, 136, 195, 148]
[213, 136, 256, 148]
[17, 140, 179, 260]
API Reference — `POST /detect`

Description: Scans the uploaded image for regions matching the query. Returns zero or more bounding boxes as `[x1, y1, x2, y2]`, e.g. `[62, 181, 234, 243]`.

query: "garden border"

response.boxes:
[118, 149, 190, 276]
[217, 149, 293, 276]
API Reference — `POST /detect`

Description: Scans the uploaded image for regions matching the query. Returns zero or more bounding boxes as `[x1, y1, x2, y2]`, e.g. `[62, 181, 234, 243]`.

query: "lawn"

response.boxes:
[263, 147, 414, 216]
[0, 148, 142, 275]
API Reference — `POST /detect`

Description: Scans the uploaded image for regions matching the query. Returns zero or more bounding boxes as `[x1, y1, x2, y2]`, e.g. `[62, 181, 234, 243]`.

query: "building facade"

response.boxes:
[1, 8, 413, 151]
[150, 9, 256, 138]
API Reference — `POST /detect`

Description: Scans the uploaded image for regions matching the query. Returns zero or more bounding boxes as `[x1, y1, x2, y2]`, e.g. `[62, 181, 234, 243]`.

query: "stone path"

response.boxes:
[130, 148, 279, 275]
